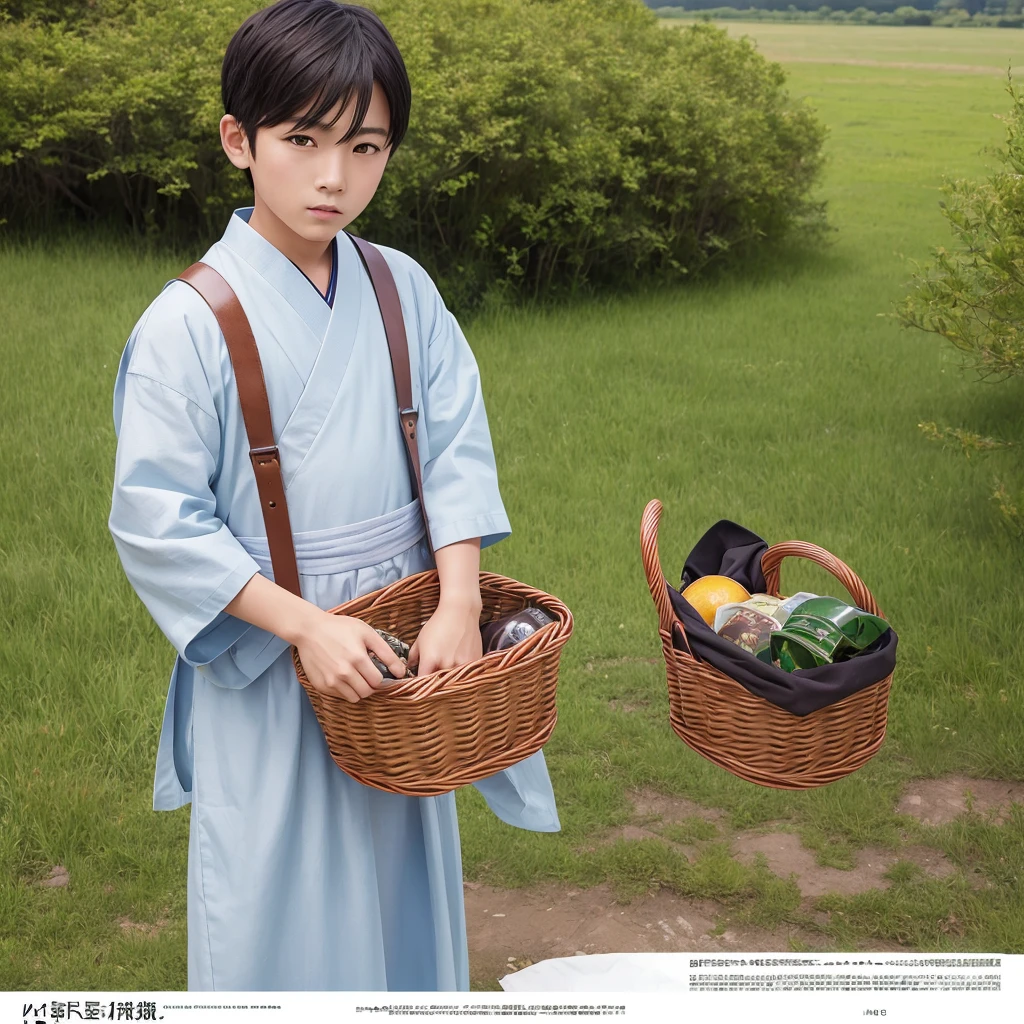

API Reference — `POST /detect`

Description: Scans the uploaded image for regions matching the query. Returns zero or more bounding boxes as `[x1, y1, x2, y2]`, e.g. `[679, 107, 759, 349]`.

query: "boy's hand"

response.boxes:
[294, 612, 407, 703]
[408, 595, 483, 676]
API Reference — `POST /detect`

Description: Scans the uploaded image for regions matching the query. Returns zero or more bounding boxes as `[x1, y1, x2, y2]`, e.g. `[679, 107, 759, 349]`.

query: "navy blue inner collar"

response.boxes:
[230, 209, 339, 307]
[325, 236, 339, 306]
[295, 235, 338, 307]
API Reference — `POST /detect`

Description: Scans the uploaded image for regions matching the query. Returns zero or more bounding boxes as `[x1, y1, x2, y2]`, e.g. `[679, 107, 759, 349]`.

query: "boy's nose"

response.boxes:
[316, 153, 347, 193]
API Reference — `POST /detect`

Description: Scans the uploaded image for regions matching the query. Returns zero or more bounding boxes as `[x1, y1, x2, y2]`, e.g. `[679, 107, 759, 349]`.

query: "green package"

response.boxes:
[786, 597, 889, 652]
[770, 613, 846, 672]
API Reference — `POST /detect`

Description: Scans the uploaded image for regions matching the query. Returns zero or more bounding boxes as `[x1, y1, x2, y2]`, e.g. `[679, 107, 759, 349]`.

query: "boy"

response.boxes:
[109, 0, 559, 992]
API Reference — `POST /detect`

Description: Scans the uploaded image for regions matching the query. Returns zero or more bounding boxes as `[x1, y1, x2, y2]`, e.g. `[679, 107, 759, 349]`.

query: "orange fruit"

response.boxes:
[681, 575, 751, 627]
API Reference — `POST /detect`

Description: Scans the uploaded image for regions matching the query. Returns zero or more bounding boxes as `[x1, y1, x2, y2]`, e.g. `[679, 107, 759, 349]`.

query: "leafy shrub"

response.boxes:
[368, 0, 828, 306]
[0, 2, 253, 233]
[893, 4, 934, 22]
[0, 1, 133, 25]
[0, 0, 827, 309]
[896, 83, 1024, 536]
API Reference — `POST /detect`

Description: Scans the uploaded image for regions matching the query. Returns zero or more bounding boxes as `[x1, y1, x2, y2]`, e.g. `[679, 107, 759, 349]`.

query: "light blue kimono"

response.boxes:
[108, 209, 560, 992]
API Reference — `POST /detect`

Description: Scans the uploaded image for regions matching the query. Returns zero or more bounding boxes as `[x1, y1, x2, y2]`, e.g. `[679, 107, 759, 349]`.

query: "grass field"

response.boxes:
[670, 21, 1024, 74]
[3, 22, 1024, 990]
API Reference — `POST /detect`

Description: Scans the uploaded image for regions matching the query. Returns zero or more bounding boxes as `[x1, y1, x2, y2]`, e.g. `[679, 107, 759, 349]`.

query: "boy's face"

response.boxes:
[221, 82, 392, 248]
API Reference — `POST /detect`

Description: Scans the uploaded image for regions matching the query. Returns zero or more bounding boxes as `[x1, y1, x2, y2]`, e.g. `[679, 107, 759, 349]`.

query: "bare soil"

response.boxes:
[117, 916, 168, 939]
[36, 865, 69, 888]
[629, 787, 726, 826]
[576, 787, 726, 856]
[464, 881, 822, 989]
[896, 776, 1024, 826]
[468, 776, 1022, 988]
[732, 831, 954, 898]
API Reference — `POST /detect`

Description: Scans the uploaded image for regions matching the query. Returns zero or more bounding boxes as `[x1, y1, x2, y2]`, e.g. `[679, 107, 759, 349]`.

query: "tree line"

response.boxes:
[649, 0, 1019, 15]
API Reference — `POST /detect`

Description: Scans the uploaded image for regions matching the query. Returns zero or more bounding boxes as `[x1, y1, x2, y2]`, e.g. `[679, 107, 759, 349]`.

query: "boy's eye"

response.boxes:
[353, 143, 380, 155]
[288, 135, 315, 148]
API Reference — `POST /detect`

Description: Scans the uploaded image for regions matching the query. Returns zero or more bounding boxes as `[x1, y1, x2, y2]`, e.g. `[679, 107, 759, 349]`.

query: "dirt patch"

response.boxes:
[577, 788, 726, 855]
[576, 823, 699, 860]
[628, 787, 727, 827]
[898, 845, 958, 882]
[36, 865, 69, 889]
[897, 776, 1024, 826]
[472, 781, 998, 987]
[117, 916, 168, 939]
[733, 832, 955, 898]
[597, 824, 664, 846]
[607, 700, 650, 714]
[465, 882, 822, 989]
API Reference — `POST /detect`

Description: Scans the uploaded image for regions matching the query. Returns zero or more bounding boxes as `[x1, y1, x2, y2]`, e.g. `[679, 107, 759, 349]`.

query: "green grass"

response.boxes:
[667, 20, 1024, 73]
[3, 23, 1024, 988]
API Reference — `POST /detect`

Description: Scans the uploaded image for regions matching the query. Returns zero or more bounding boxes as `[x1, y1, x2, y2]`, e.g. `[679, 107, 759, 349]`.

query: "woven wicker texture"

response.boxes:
[641, 500, 894, 790]
[293, 570, 573, 796]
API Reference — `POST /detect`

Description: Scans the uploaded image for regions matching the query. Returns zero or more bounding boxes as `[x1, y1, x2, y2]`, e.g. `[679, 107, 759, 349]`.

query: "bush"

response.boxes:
[893, 4, 934, 21]
[0, 1, 134, 25]
[896, 83, 1024, 536]
[0, 0, 828, 310]
[0, 2, 251, 233]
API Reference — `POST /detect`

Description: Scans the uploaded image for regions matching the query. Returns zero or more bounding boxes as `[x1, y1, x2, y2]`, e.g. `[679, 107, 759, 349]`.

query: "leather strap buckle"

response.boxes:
[400, 408, 419, 441]
[249, 445, 280, 467]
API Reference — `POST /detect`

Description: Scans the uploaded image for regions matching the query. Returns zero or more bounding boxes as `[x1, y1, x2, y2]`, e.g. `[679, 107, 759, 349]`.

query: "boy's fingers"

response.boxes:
[407, 638, 420, 669]
[315, 673, 360, 704]
[372, 649, 408, 683]
[351, 650, 387, 690]
[335, 681, 360, 703]
[362, 626, 403, 664]
[360, 626, 407, 680]
[416, 651, 439, 677]
[383, 654, 407, 680]
[336, 671, 376, 701]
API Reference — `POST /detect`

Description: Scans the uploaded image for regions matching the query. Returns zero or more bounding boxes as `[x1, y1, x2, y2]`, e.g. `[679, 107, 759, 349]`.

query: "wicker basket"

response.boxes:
[292, 569, 573, 796]
[641, 500, 894, 790]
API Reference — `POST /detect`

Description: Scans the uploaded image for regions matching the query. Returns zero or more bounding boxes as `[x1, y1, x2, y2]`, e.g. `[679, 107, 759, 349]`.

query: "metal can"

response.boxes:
[481, 607, 555, 653]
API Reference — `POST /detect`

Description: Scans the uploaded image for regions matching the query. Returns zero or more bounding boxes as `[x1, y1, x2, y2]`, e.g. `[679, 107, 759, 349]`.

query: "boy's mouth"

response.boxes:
[308, 205, 342, 219]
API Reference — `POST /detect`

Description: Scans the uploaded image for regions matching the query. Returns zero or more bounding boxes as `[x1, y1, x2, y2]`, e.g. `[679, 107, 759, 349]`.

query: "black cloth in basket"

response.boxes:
[667, 520, 898, 717]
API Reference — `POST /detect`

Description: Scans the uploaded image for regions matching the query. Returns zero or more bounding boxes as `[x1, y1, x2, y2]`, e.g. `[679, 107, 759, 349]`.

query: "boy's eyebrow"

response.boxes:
[348, 126, 389, 139]
[289, 121, 389, 139]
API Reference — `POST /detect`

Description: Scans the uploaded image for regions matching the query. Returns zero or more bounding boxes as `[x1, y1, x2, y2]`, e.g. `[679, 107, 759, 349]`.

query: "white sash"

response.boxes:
[234, 499, 425, 579]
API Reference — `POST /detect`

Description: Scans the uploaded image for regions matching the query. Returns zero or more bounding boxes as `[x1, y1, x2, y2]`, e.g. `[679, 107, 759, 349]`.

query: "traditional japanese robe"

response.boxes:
[108, 209, 560, 992]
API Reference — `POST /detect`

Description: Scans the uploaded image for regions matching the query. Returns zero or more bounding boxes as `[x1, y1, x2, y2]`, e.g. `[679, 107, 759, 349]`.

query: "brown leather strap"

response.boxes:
[177, 263, 304, 598]
[347, 233, 435, 557]
[176, 238, 433, 603]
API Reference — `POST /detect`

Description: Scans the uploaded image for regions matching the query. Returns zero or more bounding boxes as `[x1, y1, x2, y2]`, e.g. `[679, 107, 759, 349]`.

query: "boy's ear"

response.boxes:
[220, 115, 252, 170]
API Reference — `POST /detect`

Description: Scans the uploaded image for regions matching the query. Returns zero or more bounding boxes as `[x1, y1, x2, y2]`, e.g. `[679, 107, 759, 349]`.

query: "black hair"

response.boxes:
[221, 0, 411, 157]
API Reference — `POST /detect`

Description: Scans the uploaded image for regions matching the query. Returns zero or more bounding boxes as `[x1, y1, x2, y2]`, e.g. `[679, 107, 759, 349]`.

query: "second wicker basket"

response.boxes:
[641, 499, 894, 790]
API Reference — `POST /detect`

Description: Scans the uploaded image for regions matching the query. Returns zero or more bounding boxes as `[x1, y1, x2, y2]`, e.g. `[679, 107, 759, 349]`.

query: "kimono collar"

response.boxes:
[219, 208, 355, 337]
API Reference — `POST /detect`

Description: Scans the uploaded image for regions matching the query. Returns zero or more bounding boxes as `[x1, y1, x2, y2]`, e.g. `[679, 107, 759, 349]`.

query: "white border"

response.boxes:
[5, 952, 1021, 1023]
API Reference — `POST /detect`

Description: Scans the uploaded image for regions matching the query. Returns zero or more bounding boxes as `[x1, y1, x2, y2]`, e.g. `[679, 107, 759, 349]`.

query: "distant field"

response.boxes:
[3, 23, 1024, 990]
[664, 20, 1024, 73]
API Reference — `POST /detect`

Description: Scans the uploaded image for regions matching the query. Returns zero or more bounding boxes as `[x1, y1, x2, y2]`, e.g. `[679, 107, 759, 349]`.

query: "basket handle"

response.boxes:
[761, 541, 885, 619]
[641, 499, 695, 656]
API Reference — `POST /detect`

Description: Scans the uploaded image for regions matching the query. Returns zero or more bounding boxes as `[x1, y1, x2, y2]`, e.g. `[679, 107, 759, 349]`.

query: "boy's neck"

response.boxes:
[247, 197, 335, 292]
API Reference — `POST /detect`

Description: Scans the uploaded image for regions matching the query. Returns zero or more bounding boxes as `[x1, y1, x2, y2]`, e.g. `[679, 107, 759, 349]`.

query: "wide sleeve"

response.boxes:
[471, 748, 561, 832]
[417, 289, 512, 552]
[109, 296, 262, 669]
